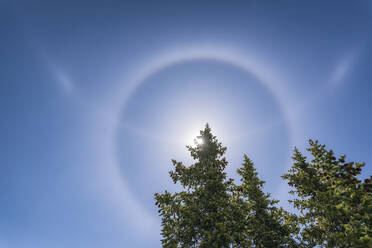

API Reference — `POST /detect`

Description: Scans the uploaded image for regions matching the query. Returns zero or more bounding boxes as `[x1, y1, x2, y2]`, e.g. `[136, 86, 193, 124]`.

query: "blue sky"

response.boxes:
[1, 1, 372, 247]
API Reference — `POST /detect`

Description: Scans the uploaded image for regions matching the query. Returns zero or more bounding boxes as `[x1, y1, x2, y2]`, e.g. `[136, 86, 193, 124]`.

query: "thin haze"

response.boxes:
[0, 1, 372, 247]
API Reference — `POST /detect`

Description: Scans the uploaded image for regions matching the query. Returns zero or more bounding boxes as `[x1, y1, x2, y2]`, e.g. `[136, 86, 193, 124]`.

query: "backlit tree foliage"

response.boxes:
[155, 125, 371, 247]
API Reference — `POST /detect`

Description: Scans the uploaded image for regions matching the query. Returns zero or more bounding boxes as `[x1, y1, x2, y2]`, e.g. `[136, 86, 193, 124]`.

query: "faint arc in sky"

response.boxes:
[100, 45, 298, 231]
[115, 45, 297, 146]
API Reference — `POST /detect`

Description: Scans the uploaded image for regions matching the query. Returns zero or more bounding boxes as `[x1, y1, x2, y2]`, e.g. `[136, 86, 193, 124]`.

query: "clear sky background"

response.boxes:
[1, 1, 372, 247]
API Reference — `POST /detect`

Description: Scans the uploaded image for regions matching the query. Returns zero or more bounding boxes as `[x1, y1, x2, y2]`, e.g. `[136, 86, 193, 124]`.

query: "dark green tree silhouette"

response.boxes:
[154, 125, 371, 247]
[154, 124, 297, 247]
[234, 155, 298, 247]
[282, 140, 372, 248]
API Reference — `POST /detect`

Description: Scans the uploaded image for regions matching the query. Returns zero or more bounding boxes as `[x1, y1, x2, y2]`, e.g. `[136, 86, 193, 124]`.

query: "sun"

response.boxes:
[187, 135, 202, 148]
[195, 137, 204, 145]
[184, 126, 205, 147]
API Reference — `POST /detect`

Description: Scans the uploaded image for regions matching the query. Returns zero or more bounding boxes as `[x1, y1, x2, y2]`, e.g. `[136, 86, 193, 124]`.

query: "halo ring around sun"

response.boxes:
[105, 45, 296, 231]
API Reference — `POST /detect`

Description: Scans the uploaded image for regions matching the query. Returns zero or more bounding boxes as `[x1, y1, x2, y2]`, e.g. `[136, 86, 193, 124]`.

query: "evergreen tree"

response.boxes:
[235, 155, 298, 247]
[282, 140, 372, 248]
[155, 124, 297, 247]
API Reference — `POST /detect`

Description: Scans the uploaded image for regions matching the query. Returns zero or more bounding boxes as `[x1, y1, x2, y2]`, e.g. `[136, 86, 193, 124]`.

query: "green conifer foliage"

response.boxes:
[155, 124, 233, 247]
[155, 126, 371, 247]
[155, 125, 297, 247]
[282, 140, 372, 248]
[236, 155, 298, 248]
